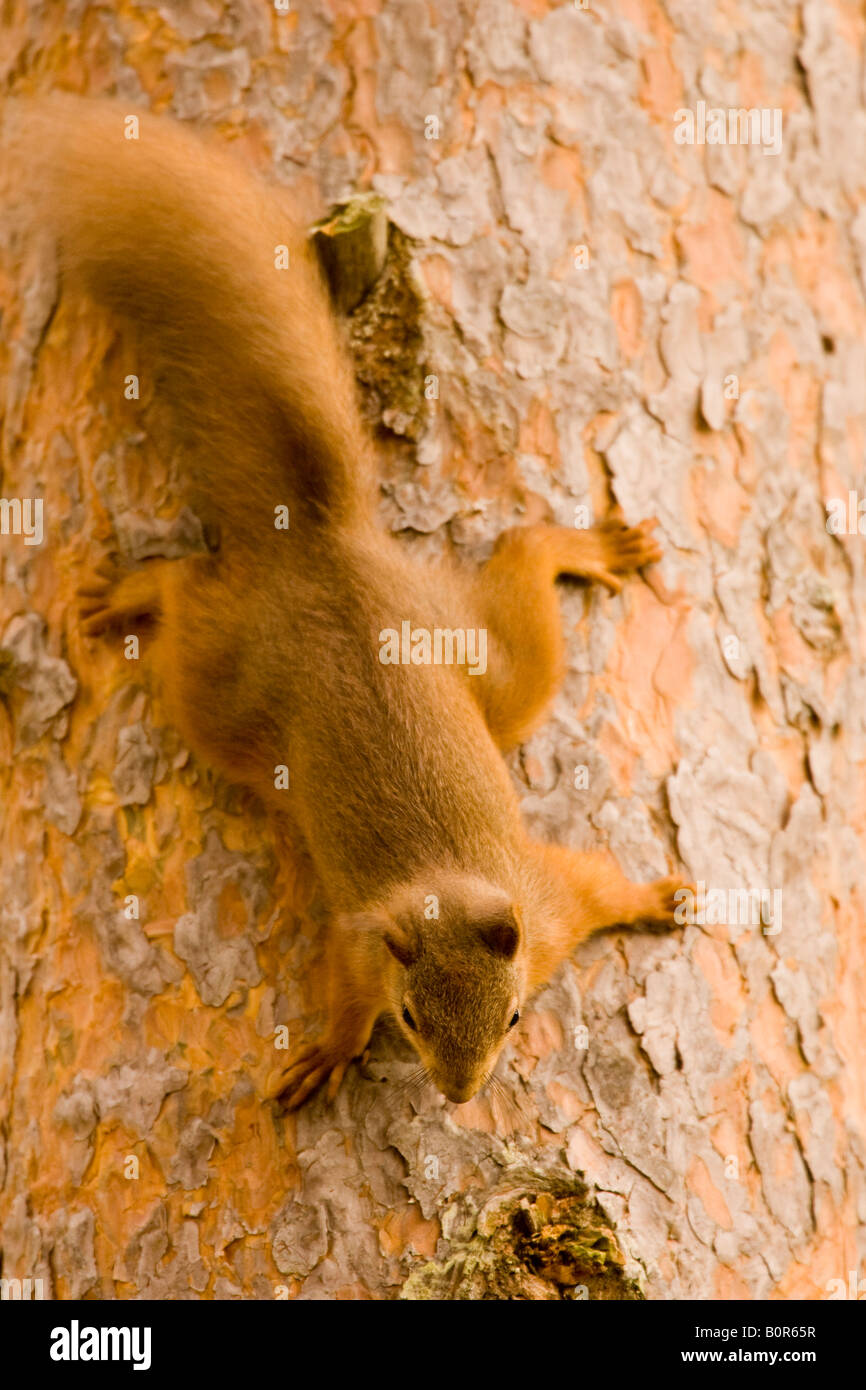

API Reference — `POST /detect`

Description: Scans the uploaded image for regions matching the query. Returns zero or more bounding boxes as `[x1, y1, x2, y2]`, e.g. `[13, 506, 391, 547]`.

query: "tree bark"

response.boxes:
[1, 0, 865, 1300]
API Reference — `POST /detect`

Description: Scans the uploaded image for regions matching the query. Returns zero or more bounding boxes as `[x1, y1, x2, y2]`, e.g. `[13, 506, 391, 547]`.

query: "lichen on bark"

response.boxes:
[402, 1177, 643, 1301]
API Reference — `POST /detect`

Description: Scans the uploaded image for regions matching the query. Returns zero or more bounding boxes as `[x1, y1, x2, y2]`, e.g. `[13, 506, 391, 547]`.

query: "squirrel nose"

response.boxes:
[444, 1081, 476, 1104]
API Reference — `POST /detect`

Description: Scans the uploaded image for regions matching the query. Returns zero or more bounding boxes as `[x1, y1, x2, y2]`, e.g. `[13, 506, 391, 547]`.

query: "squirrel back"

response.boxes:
[1, 94, 376, 530]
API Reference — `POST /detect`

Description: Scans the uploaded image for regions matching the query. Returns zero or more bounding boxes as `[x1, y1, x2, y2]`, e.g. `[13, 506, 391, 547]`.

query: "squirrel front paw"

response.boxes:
[271, 1037, 364, 1111]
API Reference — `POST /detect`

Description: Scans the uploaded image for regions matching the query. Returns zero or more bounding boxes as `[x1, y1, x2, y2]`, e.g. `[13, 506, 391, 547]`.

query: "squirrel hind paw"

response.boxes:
[641, 874, 693, 928]
[76, 562, 163, 637]
[77, 584, 120, 637]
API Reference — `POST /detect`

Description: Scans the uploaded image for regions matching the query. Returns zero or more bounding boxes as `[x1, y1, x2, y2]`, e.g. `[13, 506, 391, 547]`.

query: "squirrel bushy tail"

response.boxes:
[2, 94, 376, 527]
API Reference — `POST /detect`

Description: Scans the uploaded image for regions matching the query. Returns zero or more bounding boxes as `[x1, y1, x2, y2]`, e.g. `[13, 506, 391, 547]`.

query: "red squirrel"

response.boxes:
[5, 96, 686, 1109]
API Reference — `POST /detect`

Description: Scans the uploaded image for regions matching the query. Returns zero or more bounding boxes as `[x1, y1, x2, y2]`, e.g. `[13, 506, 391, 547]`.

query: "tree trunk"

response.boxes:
[1, 0, 865, 1301]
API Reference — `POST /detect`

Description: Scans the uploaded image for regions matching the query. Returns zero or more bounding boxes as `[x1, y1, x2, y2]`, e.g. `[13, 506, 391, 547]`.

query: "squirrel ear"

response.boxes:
[476, 906, 520, 960]
[352, 907, 419, 966]
[382, 919, 419, 967]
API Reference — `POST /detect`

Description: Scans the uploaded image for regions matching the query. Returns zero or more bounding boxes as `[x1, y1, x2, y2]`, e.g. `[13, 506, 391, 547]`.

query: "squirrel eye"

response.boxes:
[402, 1006, 417, 1031]
[509, 1011, 520, 1028]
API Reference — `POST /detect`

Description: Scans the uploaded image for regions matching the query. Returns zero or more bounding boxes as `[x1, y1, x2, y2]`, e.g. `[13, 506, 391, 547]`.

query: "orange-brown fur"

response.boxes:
[4, 96, 686, 1109]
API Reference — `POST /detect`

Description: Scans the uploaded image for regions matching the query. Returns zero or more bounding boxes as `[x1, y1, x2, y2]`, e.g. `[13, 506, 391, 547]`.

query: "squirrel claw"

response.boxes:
[76, 557, 121, 636]
[273, 1040, 354, 1111]
[597, 514, 663, 575]
[639, 874, 693, 927]
[77, 589, 115, 636]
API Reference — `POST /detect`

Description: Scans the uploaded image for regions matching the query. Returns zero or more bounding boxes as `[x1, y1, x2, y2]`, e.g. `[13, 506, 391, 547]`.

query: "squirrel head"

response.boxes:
[371, 871, 525, 1104]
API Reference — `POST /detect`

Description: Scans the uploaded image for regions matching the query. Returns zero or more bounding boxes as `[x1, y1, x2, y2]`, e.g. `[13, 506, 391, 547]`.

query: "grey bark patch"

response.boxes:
[748, 1098, 813, 1245]
[788, 1073, 843, 1204]
[167, 1118, 219, 1190]
[173, 829, 272, 1007]
[53, 1081, 99, 1185]
[111, 1202, 210, 1295]
[41, 750, 82, 835]
[112, 505, 208, 562]
[168, 44, 252, 121]
[113, 722, 157, 806]
[0, 1194, 54, 1298]
[271, 1199, 329, 1279]
[52, 1207, 98, 1299]
[93, 1052, 188, 1134]
[466, 0, 532, 86]
[78, 815, 182, 995]
[583, 1014, 674, 1194]
[113, 1202, 169, 1287]
[0, 612, 77, 748]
